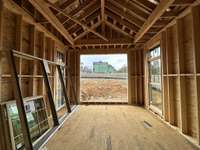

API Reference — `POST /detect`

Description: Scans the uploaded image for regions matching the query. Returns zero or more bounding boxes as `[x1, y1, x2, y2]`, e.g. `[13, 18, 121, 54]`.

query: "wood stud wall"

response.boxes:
[0, 5, 68, 149]
[128, 50, 144, 105]
[1, 0, 200, 148]
[145, 4, 200, 144]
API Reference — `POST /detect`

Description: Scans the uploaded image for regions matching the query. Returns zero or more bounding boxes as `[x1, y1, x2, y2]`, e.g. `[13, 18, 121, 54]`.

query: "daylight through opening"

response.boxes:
[80, 54, 128, 103]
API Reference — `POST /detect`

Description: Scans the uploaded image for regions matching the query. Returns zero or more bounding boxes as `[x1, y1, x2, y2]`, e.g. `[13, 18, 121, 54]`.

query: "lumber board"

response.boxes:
[134, 0, 175, 43]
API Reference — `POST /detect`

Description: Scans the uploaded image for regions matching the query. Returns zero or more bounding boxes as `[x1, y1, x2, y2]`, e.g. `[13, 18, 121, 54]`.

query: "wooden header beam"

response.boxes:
[28, 0, 74, 45]
[134, 0, 175, 43]
[75, 38, 133, 45]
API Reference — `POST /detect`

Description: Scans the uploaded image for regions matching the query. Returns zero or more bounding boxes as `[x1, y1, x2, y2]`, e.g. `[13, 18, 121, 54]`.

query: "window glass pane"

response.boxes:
[7, 98, 49, 150]
[55, 51, 65, 111]
[148, 46, 162, 111]
[7, 104, 24, 150]
[149, 47, 160, 58]
[149, 84, 162, 110]
[149, 60, 161, 83]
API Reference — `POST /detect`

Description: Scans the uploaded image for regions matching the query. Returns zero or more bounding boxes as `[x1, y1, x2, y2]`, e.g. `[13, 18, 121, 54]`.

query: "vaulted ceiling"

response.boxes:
[15, 0, 197, 50]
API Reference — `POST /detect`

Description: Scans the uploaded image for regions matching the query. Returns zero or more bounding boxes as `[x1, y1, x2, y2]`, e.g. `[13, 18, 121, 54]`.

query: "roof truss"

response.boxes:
[19, 0, 197, 48]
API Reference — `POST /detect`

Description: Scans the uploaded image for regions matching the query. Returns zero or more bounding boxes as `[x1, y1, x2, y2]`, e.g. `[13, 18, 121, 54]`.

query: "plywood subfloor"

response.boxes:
[43, 105, 198, 150]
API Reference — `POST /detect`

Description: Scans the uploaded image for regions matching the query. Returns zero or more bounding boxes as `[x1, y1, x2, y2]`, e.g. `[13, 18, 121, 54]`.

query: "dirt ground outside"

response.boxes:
[80, 78, 128, 103]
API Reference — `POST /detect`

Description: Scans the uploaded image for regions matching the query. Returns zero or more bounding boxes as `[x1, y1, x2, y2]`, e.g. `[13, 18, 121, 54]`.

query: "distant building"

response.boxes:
[80, 62, 92, 73]
[93, 61, 116, 73]
[80, 62, 84, 72]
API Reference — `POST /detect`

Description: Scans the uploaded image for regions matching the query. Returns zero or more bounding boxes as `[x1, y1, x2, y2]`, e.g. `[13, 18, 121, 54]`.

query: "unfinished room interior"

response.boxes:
[1, 0, 200, 149]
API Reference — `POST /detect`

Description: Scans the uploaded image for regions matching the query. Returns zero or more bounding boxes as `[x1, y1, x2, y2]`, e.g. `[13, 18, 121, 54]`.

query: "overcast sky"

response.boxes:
[80, 54, 127, 70]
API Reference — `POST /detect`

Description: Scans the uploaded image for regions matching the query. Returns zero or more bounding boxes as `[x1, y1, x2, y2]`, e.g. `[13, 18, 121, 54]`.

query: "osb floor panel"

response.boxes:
[43, 105, 198, 150]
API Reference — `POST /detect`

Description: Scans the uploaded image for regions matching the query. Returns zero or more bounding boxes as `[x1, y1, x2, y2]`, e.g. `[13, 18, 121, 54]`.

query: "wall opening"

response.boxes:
[80, 54, 128, 103]
[148, 46, 162, 113]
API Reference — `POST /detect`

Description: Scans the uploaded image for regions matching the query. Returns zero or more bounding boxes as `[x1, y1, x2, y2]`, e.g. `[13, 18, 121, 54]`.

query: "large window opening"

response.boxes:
[148, 46, 162, 112]
[80, 54, 128, 103]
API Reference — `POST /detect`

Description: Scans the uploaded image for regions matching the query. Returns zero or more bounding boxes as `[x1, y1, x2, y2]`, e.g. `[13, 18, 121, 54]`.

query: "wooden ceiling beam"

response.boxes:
[28, 0, 74, 45]
[61, 0, 97, 25]
[134, 0, 175, 43]
[130, 0, 156, 12]
[75, 38, 133, 46]
[128, 0, 151, 14]
[73, 47, 134, 52]
[68, 13, 100, 35]
[57, 0, 75, 10]
[101, 0, 105, 21]
[111, 0, 149, 21]
[105, 10, 139, 33]
[64, 2, 100, 30]
[46, 1, 108, 41]
[105, 21, 134, 39]
[73, 21, 102, 41]
[105, 1, 144, 28]
[101, 0, 105, 36]
[172, 0, 196, 6]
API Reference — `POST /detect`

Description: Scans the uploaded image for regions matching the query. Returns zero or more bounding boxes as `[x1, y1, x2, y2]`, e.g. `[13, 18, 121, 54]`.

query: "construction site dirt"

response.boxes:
[80, 78, 128, 103]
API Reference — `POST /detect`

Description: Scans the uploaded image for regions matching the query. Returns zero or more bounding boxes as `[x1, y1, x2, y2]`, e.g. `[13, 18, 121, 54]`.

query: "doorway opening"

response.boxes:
[148, 46, 162, 113]
[80, 54, 128, 103]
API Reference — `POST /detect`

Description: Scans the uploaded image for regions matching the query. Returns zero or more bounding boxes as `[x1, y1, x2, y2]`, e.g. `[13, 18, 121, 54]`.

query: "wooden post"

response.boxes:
[134, 51, 138, 105]
[40, 32, 46, 95]
[161, 31, 169, 121]
[76, 51, 80, 103]
[41, 60, 59, 126]
[176, 18, 188, 134]
[8, 50, 33, 150]
[128, 50, 132, 105]
[16, 15, 23, 79]
[166, 27, 175, 125]
[67, 66, 78, 105]
[57, 65, 71, 113]
[138, 50, 143, 105]
[30, 25, 36, 96]
[0, 107, 6, 150]
[0, 0, 3, 104]
[144, 49, 149, 108]
[67, 51, 71, 103]
[191, 5, 200, 144]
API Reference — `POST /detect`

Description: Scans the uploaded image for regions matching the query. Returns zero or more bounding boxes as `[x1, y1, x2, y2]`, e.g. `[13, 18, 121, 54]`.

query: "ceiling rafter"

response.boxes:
[105, 10, 139, 33]
[110, 0, 149, 22]
[61, 0, 97, 25]
[46, 1, 108, 41]
[130, 0, 156, 12]
[56, 0, 75, 10]
[128, 0, 151, 14]
[101, 0, 105, 21]
[105, 1, 144, 28]
[105, 21, 134, 39]
[134, 0, 175, 43]
[172, 0, 196, 6]
[68, 11, 100, 35]
[101, 0, 106, 36]
[64, 2, 100, 30]
[70, 15, 101, 35]
[28, 0, 74, 45]
[74, 20, 102, 41]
